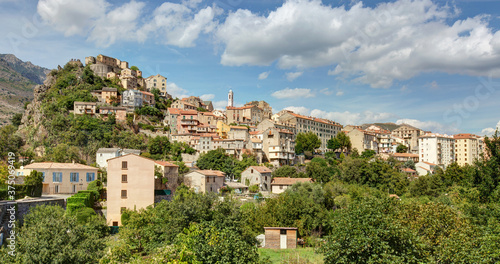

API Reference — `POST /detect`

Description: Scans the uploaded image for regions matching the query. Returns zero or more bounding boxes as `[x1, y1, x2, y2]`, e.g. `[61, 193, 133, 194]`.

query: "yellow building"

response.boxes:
[454, 133, 484, 166]
[217, 120, 231, 139]
[23, 162, 98, 194]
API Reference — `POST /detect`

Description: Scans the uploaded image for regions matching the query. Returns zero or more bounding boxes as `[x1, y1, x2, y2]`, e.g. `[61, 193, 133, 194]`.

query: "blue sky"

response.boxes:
[1, 0, 500, 135]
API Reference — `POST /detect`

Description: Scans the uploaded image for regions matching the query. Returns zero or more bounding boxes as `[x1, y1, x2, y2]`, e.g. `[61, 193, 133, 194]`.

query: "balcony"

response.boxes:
[181, 120, 198, 125]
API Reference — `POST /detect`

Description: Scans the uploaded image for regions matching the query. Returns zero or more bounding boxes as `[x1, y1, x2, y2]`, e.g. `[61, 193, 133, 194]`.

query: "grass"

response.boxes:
[258, 247, 324, 264]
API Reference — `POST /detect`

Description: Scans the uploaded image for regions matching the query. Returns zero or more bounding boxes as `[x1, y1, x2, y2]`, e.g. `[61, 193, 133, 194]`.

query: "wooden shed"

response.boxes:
[263, 227, 297, 249]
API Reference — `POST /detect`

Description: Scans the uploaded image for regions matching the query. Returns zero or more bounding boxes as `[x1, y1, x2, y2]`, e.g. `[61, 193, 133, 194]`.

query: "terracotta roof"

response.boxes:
[180, 110, 198, 115]
[25, 162, 98, 170]
[197, 170, 225, 177]
[248, 166, 272, 173]
[393, 153, 419, 158]
[230, 126, 248, 130]
[249, 131, 262, 135]
[226, 105, 256, 110]
[140, 91, 154, 96]
[102, 87, 117, 92]
[251, 138, 262, 143]
[288, 112, 342, 127]
[155, 161, 179, 167]
[418, 166, 431, 171]
[401, 168, 416, 173]
[271, 177, 313, 185]
[74, 101, 96, 105]
[454, 133, 480, 139]
[167, 108, 182, 115]
[422, 161, 437, 166]
[264, 227, 298, 230]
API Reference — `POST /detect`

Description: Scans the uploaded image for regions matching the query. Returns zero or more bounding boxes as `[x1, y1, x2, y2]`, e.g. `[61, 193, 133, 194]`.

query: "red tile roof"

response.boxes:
[198, 170, 225, 177]
[248, 166, 272, 173]
[393, 153, 419, 158]
[155, 161, 179, 167]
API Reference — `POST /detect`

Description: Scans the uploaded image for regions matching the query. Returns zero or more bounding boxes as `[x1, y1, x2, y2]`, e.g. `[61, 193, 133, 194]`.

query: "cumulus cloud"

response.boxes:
[396, 118, 460, 134]
[258, 71, 270, 80]
[213, 100, 228, 110]
[286, 71, 303, 81]
[200, 93, 215, 100]
[271, 88, 314, 99]
[284, 106, 396, 125]
[217, 0, 500, 88]
[88, 1, 145, 47]
[481, 120, 500, 136]
[37, 0, 108, 36]
[140, 2, 222, 47]
[167, 82, 189, 98]
[336, 90, 344, 96]
[426, 81, 439, 90]
[320, 88, 333, 95]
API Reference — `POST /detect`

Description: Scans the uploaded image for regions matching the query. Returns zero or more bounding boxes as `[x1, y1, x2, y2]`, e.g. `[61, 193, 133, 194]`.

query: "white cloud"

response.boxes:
[217, 0, 500, 88]
[141, 2, 222, 47]
[213, 100, 228, 110]
[400, 85, 409, 92]
[320, 88, 333, 95]
[37, 0, 108, 36]
[284, 106, 396, 125]
[396, 118, 460, 134]
[481, 120, 500, 136]
[258, 71, 270, 80]
[88, 1, 146, 47]
[336, 90, 344, 96]
[426, 81, 439, 90]
[200, 93, 215, 101]
[271, 88, 314, 99]
[167, 82, 189, 99]
[286, 71, 303, 81]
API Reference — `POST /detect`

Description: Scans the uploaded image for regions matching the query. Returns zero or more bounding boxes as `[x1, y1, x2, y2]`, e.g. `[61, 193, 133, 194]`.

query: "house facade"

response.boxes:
[74, 102, 97, 115]
[96, 148, 141, 168]
[419, 133, 455, 168]
[454, 133, 484, 166]
[184, 170, 225, 193]
[240, 166, 272, 191]
[270, 177, 313, 194]
[122, 89, 143, 108]
[24, 162, 98, 195]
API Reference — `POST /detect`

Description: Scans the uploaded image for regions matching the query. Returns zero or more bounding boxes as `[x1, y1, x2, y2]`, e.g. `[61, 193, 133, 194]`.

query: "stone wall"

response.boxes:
[0, 198, 65, 228]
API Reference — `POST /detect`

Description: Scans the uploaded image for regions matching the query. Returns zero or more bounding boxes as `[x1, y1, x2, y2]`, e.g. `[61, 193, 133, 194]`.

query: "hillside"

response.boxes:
[0, 54, 50, 126]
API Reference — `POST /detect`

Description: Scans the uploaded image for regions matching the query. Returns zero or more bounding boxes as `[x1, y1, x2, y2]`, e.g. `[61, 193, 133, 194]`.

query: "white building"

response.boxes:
[96, 148, 141, 168]
[228, 90, 234, 107]
[122, 89, 143, 108]
[418, 133, 455, 168]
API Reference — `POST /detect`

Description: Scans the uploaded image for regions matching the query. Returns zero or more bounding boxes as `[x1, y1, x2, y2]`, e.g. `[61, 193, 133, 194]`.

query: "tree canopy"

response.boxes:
[295, 132, 321, 154]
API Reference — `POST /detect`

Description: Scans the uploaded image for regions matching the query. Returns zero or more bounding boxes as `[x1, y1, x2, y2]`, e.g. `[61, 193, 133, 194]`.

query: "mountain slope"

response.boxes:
[0, 54, 50, 126]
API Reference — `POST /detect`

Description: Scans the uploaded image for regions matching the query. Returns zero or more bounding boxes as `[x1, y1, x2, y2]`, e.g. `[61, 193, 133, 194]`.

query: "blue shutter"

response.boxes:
[53, 172, 56, 182]
[76, 173, 79, 182]
[42, 172, 45, 182]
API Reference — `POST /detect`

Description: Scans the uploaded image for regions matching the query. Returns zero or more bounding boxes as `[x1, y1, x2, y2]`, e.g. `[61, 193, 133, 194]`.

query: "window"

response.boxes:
[53, 172, 63, 182]
[207, 177, 210, 183]
[112, 221, 118, 226]
[251, 169, 254, 173]
[121, 190, 127, 198]
[70, 172, 79, 182]
[122, 161, 128, 169]
[213, 177, 216, 182]
[280, 229, 287, 235]
[42, 172, 45, 182]
[55, 185, 59, 193]
[122, 174, 127, 182]
[86, 172, 95, 182]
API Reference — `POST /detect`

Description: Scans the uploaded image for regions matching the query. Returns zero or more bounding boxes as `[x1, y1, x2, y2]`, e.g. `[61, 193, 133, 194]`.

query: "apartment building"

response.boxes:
[244, 101, 272, 119]
[277, 111, 342, 153]
[24, 162, 98, 195]
[96, 148, 141, 168]
[392, 124, 424, 154]
[343, 126, 378, 154]
[171, 100, 197, 111]
[145, 74, 168, 97]
[107, 154, 175, 226]
[454, 133, 484, 166]
[419, 133, 455, 168]
[122, 89, 143, 108]
[262, 127, 295, 167]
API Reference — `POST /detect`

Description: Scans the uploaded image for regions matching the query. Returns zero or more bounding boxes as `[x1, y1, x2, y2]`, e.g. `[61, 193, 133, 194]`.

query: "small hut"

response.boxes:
[263, 227, 297, 249]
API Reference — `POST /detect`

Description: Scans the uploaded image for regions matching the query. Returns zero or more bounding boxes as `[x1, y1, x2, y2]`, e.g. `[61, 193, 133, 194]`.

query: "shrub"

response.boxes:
[249, 184, 259, 193]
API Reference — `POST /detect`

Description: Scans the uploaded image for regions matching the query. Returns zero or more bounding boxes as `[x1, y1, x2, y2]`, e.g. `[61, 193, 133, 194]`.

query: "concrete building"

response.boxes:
[454, 133, 484, 166]
[141, 91, 155, 106]
[270, 177, 313, 194]
[277, 111, 342, 153]
[240, 166, 272, 191]
[122, 89, 143, 108]
[24, 162, 98, 195]
[226, 105, 264, 126]
[171, 100, 197, 111]
[343, 126, 378, 154]
[99, 106, 127, 121]
[392, 124, 425, 154]
[184, 170, 225, 193]
[392, 153, 419, 163]
[262, 127, 295, 167]
[245, 101, 272, 119]
[416, 161, 438, 176]
[96, 148, 141, 169]
[177, 110, 199, 134]
[154, 161, 179, 197]
[73, 102, 97, 116]
[102, 87, 118, 104]
[107, 154, 167, 226]
[418, 133, 455, 168]
[145, 74, 168, 96]
[120, 74, 138, 90]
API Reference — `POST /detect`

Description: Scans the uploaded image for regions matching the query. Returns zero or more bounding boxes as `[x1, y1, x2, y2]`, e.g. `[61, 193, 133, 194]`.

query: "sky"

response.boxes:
[1, 0, 500, 135]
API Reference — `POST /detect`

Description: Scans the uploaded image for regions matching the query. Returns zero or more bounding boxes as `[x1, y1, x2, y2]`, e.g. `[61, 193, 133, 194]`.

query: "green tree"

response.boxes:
[14, 205, 108, 264]
[397, 144, 408, 153]
[361, 149, 376, 159]
[295, 132, 321, 154]
[196, 148, 235, 176]
[327, 131, 351, 153]
[48, 143, 81, 163]
[306, 162, 331, 183]
[11, 113, 23, 127]
[148, 136, 170, 158]
[320, 198, 424, 264]
[24, 170, 44, 197]
[0, 125, 23, 159]
[272, 165, 299, 178]
[130, 65, 139, 71]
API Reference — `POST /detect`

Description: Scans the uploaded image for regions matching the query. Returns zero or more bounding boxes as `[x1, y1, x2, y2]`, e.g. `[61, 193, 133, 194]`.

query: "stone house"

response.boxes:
[264, 227, 297, 249]
[184, 170, 225, 193]
[241, 166, 272, 191]
[270, 177, 313, 194]
[73, 101, 97, 115]
[141, 91, 155, 106]
[99, 106, 127, 121]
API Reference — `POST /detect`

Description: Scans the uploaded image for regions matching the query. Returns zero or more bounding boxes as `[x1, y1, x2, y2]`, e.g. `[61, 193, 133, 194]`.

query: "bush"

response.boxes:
[66, 202, 85, 215]
[75, 207, 97, 224]
[249, 184, 259, 193]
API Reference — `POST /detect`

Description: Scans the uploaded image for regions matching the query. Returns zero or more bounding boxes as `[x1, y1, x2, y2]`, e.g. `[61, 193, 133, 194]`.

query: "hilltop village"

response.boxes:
[1, 53, 500, 263]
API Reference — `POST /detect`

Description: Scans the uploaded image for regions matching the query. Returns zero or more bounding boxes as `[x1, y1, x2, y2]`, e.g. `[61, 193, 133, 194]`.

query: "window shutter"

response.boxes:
[53, 172, 56, 182]
[76, 173, 79, 182]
